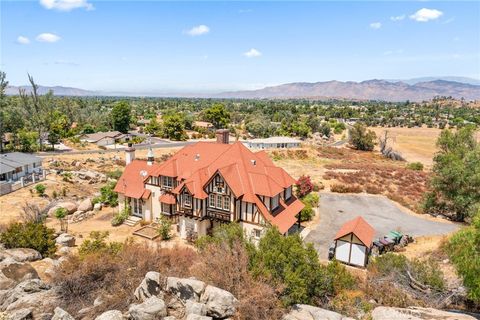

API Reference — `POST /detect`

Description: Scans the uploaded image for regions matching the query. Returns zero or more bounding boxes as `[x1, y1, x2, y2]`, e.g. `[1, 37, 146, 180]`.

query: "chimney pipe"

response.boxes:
[147, 147, 154, 166]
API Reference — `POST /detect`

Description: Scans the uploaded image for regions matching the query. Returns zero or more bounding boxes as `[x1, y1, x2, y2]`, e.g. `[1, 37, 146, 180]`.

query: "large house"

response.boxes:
[0, 152, 44, 195]
[80, 131, 127, 147]
[244, 136, 302, 149]
[114, 133, 304, 240]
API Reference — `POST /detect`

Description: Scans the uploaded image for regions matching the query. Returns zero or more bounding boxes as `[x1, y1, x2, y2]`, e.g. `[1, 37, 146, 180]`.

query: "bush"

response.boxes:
[99, 181, 118, 207]
[406, 162, 424, 171]
[297, 204, 314, 222]
[331, 184, 363, 193]
[78, 231, 123, 258]
[302, 193, 319, 207]
[157, 215, 172, 240]
[295, 175, 314, 198]
[349, 123, 376, 151]
[54, 207, 68, 232]
[111, 205, 129, 226]
[106, 169, 123, 180]
[0, 222, 56, 257]
[445, 214, 480, 302]
[34, 184, 46, 196]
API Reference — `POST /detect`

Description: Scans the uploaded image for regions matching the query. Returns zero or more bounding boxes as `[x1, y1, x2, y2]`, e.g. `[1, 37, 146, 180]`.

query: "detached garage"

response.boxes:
[333, 216, 375, 268]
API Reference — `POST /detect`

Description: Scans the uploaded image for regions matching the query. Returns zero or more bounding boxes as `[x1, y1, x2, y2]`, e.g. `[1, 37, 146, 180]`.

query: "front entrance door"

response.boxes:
[132, 198, 143, 218]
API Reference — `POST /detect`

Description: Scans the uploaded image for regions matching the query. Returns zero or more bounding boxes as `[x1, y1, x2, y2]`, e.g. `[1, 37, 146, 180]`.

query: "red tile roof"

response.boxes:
[334, 216, 375, 247]
[159, 193, 176, 204]
[114, 160, 160, 199]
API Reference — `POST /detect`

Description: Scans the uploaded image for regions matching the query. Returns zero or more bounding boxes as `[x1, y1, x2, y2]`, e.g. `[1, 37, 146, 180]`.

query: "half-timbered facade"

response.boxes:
[114, 140, 304, 240]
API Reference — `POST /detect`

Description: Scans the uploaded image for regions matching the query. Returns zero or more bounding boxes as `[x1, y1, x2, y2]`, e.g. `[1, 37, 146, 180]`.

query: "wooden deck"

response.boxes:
[133, 225, 160, 240]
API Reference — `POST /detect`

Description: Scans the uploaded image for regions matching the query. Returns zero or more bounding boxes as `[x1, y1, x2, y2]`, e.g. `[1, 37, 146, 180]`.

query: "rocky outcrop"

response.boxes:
[48, 202, 78, 216]
[55, 233, 75, 247]
[134, 271, 162, 301]
[200, 285, 238, 318]
[1, 249, 42, 262]
[166, 277, 206, 302]
[371, 307, 477, 320]
[283, 304, 353, 320]
[129, 296, 168, 320]
[94, 310, 123, 320]
[51, 307, 75, 320]
[78, 198, 93, 212]
[0, 259, 39, 290]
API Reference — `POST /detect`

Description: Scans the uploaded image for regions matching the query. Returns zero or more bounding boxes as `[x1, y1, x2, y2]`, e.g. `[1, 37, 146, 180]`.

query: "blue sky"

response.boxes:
[1, 0, 479, 93]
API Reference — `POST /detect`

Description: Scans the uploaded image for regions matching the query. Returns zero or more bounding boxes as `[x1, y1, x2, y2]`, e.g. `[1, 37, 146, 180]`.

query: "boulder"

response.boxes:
[163, 317, 177, 320]
[55, 233, 75, 247]
[185, 315, 212, 320]
[94, 296, 104, 307]
[51, 307, 75, 320]
[199, 285, 237, 318]
[371, 307, 477, 320]
[1, 280, 58, 315]
[57, 247, 73, 256]
[94, 203, 102, 211]
[78, 198, 93, 212]
[6, 308, 33, 320]
[2, 249, 42, 262]
[0, 260, 39, 289]
[283, 304, 348, 320]
[94, 310, 123, 320]
[129, 296, 167, 320]
[185, 301, 207, 316]
[56, 202, 78, 214]
[166, 277, 206, 302]
[134, 271, 162, 301]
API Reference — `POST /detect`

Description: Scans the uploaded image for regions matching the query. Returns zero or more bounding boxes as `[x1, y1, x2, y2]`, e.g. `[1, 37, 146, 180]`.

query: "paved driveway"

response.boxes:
[304, 193, 460, 260]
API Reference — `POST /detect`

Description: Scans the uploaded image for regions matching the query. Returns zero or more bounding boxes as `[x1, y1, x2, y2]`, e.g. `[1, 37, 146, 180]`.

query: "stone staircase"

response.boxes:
[124, 215, 142, 227]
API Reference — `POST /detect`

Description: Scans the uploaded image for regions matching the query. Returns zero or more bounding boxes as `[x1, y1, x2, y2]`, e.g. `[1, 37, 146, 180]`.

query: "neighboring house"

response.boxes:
[333, 216, 375, 268]
[193, 121, 215, 132]
[0, 152, 44, 195]
[79, 131, 126, 146]
[114, 132, 304, 240]
[245, 136, 302, 149]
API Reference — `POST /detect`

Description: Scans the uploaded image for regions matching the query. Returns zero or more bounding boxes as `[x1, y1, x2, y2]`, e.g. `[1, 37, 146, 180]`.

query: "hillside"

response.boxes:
[216, 80, 480, 102]
[5, 85, 98, 97]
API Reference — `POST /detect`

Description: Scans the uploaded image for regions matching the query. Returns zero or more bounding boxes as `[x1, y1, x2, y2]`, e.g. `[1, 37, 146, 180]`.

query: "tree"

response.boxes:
[423, 127, 480, 221]
[54, 207, 68, 232]
[318, 122, 331, 137]
[144, 117, 162, 136]
[446, 212, 480, 303]
[157, 215, 172, 240]
[111, 101, 131, 133]
[295, 175, 313, 198]
[162, 114, 187, 141]
[349, 123, 376, 151]
[202, 103, 230, 129]
[0, 222, 57, 257]
[0, 71, 8, 153]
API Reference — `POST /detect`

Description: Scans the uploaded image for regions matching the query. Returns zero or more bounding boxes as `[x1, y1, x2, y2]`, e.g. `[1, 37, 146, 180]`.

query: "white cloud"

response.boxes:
[39, 0, 93, 11]
[390, 15, 405, 22]
[17, 36, 30, 44]
[244, 48, 262, 58]
[185, 25, 210, 36]
[36, 33, 61, 43]
[369, 22, 382, 29]
[409, 8, 443, 22]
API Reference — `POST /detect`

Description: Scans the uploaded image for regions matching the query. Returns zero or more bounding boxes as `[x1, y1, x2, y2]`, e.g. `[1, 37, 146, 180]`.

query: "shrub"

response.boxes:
[349, 123, 376, 151]
[365, 184, 382, 194]
[330, 184, 362, 193]
[78, 231, 123, 258]
[406, 162, 424, 171]
[0, 222, 56, 257]
[295, 175, 314, 198]
[106, 169, 123, 180]
[99, 181, 118, 207]
[54, 207, 68, 232]
[111, 205, 129, 226]
[302, 193, 319, 207]
[445, 214, 480, 302]
[157, 215, 172, 240]
[34, 184, 46, 196]
[297, 204, 314, 222]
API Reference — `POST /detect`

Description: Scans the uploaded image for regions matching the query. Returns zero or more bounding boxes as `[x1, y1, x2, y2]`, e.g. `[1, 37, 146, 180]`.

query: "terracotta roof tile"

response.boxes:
[114, 160, 160, 199]
[334, 216, 375, 247]
[159, 193, 176, 204]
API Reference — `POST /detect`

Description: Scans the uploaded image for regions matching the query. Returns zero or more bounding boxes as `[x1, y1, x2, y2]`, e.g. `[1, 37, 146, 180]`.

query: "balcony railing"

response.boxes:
[206, 209, 231, 222]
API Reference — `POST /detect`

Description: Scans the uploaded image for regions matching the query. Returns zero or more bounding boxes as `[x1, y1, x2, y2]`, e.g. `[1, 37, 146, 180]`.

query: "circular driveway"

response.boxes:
[304, 192, 460, 260]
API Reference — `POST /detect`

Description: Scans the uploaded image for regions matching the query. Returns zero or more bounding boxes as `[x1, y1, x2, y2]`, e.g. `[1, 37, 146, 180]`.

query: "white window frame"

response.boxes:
[162, 176, 173, 188]
[161, 203, 171, 214]
[216, 195, 223, 208]
[209, 194, 215, 207]
[272, 195, 279, 210]
[184, 193, 192, 207]
[223, 196, 230, 211]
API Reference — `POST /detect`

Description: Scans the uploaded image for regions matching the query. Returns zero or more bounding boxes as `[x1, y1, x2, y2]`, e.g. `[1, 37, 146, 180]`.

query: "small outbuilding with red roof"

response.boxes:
[332, 216, 375, 268]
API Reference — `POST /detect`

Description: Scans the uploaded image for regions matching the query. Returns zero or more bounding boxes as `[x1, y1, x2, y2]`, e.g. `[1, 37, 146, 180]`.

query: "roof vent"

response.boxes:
[251, 159, 256, 166]
[195, 154, 200, 161]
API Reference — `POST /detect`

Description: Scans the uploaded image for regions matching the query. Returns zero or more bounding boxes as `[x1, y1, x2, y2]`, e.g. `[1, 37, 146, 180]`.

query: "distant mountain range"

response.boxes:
[6, 77, 480, 102]
[216, 80, 480, 101]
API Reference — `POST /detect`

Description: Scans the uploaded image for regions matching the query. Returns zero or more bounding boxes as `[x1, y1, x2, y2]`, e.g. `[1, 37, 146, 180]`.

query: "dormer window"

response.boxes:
[184, 193, 191, 207]
[272, 194, 279, 210]
[162, 176, 173, 188]
[285, 186, 292, 200]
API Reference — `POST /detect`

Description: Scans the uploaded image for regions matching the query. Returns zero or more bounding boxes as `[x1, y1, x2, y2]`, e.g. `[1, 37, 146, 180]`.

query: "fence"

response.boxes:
[0, 170, 46, 196]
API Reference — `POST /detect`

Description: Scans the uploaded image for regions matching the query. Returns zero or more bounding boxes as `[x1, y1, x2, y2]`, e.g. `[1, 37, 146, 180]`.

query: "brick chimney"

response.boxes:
[216, 129, 229, 144]
[125, 143, 135, 165]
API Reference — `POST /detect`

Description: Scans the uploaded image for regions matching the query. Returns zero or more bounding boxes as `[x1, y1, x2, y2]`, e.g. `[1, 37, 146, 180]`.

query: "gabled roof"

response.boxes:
[334, 216, 375, 247]
[114, 160, 160, 199]
[0, 152, 42, 174]
[152, 141, 294, 202]
[80, 131, 124, 143]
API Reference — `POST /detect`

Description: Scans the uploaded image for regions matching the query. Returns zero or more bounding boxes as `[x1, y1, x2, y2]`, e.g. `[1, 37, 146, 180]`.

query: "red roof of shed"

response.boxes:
[334, 216, 375, 247]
